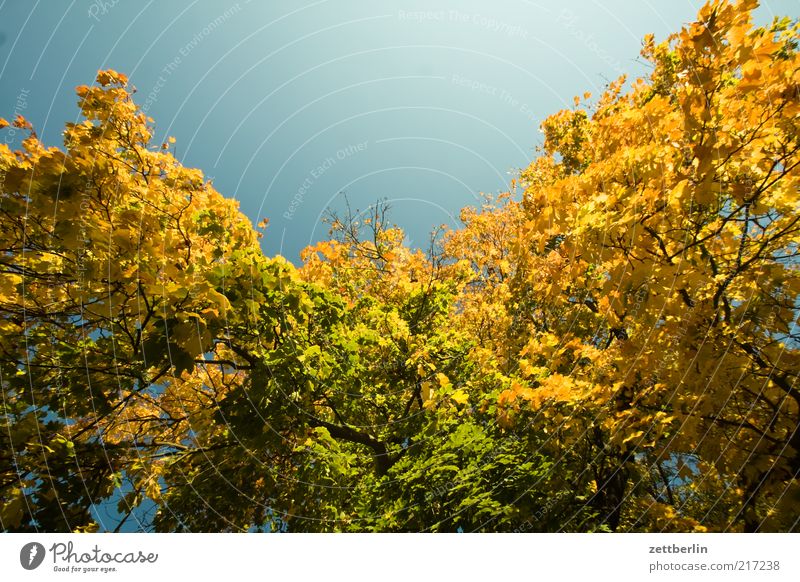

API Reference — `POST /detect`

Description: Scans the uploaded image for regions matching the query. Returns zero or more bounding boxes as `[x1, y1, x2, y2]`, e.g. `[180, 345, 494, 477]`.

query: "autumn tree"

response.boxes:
[0, 71, 277, 531]
[0, 73, 575, 532]
[459, 0, 799, 531]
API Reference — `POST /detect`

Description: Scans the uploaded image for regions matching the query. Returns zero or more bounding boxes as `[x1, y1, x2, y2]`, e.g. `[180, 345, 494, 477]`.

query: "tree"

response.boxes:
[460, 0, 800, 531]
[0, 70, 273, 531]
[1, 0, 798, 532]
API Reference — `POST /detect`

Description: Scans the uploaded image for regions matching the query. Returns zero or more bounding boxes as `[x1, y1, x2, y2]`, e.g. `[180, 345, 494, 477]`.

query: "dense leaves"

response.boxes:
[1, 0, 798, 532]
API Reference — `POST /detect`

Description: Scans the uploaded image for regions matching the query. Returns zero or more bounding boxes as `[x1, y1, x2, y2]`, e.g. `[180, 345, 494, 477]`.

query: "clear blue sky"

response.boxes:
[1, 0, 796, 262]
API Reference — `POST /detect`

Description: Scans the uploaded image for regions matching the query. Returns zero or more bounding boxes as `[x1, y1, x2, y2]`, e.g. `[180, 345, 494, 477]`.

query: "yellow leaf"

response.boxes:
[145, 477, 161, 501]
[421, 381, 434, 402]
[451, 390, 469, 405]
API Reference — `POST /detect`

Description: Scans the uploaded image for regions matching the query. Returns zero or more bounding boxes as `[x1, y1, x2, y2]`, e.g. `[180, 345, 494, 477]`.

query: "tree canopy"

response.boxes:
[1, 0, 798, 532]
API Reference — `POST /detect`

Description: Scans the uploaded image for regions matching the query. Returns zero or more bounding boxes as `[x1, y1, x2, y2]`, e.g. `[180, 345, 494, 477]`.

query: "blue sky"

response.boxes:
[1, 0, 796, 262]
